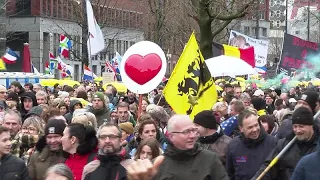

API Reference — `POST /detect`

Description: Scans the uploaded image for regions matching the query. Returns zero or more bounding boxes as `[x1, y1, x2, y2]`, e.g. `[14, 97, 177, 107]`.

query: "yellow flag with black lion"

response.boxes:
[163, 32, 217, 119]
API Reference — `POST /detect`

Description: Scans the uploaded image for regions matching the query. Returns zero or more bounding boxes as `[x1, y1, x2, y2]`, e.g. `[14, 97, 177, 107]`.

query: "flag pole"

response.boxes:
[88, 32, 94, 84]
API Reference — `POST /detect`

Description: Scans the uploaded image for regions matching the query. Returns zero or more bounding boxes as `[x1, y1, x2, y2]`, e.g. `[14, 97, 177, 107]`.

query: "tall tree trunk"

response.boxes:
[198, 0, 213, 59]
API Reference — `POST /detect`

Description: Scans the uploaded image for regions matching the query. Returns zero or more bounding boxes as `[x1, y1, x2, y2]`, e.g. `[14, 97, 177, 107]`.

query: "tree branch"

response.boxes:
[212, 20, 232, 37]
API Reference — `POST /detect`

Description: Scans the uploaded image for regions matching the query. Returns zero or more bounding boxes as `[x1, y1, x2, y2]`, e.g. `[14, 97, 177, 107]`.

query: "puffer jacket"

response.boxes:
[28, 145, 65, 180]
[0, 154, 29, 180]
[252, 127, 319, 180]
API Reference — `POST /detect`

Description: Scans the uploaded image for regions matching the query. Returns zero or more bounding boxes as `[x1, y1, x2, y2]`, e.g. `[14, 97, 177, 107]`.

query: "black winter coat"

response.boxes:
[0, 154, 29, 180]
[252, 128, 319, 180]
[226, 130, 277, 180]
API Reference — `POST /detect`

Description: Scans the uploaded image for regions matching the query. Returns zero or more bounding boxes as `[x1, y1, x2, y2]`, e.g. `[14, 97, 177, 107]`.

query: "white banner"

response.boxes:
[228, 30, 269, 71]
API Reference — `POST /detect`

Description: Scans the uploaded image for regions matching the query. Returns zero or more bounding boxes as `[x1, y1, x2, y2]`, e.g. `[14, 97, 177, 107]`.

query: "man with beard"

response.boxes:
[82, 123, 134, 180]
[123, 90, 138, 105]
[126, 115, 228, 180]
[226, 109, 277, 180]
[87, 92, 111, 126]
[253, 106, 319, 180]
[194, 110, 232, 165]
[10, 81, 25, 98]
[28, 119, 66, 180]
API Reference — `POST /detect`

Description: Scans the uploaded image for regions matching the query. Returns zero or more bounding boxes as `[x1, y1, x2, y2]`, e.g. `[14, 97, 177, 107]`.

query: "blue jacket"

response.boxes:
[291, 139, 320, 180]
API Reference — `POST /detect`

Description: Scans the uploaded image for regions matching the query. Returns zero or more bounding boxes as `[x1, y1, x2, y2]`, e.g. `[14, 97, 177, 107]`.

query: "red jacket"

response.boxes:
[65, 152, 97, 180]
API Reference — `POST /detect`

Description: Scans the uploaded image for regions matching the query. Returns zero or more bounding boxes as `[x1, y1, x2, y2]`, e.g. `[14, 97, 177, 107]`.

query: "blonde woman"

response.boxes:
[72, 111, 98, 130]
[12, 116, 44, 164]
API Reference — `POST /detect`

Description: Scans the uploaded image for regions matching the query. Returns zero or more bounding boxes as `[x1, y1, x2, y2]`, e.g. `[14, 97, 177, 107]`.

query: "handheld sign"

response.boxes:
[120, 41, 167, 94]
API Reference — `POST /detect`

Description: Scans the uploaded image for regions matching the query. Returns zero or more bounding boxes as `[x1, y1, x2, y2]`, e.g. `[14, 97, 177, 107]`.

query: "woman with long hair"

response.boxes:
[134, 138, 161, 160]
[61, 123, 98, 180]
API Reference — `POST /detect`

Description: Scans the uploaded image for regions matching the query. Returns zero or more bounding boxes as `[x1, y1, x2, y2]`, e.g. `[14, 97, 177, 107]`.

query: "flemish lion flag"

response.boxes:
[163, 32, 217, 119]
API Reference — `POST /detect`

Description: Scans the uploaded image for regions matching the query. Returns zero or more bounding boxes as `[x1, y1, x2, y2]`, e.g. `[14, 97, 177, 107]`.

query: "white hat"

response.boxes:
[289, 98, 297, 103]
[253, 89, 264, 97]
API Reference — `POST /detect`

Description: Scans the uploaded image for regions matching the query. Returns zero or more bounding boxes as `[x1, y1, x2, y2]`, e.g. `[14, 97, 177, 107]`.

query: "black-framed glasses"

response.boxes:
[98, 134, 120, 140]
[171, 128, 198, 135]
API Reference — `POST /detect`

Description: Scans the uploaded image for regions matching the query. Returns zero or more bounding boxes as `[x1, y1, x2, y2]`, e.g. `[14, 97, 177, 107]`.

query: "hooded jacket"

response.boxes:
[64, 99, 82, 124]
[28, 136, 65, 180]
[153, 142, 229, 180]
[87, 104, 111, 127]
[0, 153, 29, 180]
[20, 92, 38, 121]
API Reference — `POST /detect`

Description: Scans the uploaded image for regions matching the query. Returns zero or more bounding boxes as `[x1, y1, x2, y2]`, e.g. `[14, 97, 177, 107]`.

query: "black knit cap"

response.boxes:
[45, 119, 66, 136]
[292, 106, 314, 125]
[194, 110, 217, 129]
[299, 91, 319, 114]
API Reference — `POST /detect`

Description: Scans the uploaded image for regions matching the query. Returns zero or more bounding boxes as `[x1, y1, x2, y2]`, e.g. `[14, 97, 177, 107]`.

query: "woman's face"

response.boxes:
[64, 97, 70, 106]
[22, 124, 38, 135]
[140, 124, 157, 140]
[141, 100, 148, 111]
[61, 127, 73, 153]
[60, 106, 67, 115]
[49, 95, 55, 102]
[139, 145, 153, 160]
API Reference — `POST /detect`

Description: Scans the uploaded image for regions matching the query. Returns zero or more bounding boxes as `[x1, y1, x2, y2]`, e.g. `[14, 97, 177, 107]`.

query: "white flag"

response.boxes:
[86, 0, 105, 56]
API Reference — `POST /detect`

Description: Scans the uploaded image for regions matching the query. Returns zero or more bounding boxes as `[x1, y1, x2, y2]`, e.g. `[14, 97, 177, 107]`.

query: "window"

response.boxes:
[115, 9, 122, 27]
[16, 0, 31, 15]
[92, 65, 97, 74]
[108, 39, 115, 60]
[42, 0, 48, 16]
[116, 40, 122, 53]
[295, 31, 300, 35]
[130, 41, 135, 46]
[101, 66, 105, 75]
[262, 28, 267, 37]
[260, 11, 265, 20]
[74, 64, 79, 81]
[52, 0, 57, 17]
[123, 11, 130, 28]
[124, 41, 129, 51]
[129, 12, 137, 29]
[252, 27, 256, 36]
[244, 26, 250, 35]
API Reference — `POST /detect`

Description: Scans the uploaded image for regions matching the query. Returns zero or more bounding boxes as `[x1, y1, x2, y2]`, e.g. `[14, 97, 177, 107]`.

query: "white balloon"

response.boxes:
[120, 41, 167, 94]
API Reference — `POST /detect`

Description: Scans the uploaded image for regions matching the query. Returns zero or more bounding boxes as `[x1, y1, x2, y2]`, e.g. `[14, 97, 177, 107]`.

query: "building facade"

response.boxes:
[6, 0, 145, 81]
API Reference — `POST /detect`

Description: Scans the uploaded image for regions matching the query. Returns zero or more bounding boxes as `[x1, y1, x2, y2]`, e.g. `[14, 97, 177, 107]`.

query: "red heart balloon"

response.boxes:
[124, 53, 162, 85]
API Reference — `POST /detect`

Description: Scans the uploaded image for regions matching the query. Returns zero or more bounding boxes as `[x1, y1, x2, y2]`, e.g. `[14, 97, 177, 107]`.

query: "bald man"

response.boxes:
[0, 85, 7, 101]
[127, 115, 229, 180]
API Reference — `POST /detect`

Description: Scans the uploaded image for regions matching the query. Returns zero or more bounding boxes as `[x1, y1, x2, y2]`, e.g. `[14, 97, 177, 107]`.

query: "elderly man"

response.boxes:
[253, 106, 319, 180]
[82, 123, 134, 180]
[35, 90, 48, 105]
[127, 115, 228, 180]
[0, 84, 8, 101]
[32, 83, 42, 93]
[2, 110, 21, 139]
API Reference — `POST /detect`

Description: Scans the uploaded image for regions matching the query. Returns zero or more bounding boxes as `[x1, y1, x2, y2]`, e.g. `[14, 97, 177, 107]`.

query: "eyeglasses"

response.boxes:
[171, 128, 198, 135]
[98, 134, 119, 140]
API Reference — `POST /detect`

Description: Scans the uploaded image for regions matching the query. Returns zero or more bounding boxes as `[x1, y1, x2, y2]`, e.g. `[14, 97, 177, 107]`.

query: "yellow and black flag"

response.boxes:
[163, 32, 217, 119]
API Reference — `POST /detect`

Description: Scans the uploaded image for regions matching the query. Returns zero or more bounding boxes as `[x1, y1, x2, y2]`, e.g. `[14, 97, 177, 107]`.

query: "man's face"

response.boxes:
[3, 114, 21, 137]
[243, 99, 251, 107]
[46, 134, 62, 151]
[10, 85, 18, 93]
[24, 85, 30, 91]
[234, 88, 242, 98]
[92, 98, 104, 110]
[127, 91, 135, 99]
[240, 114, 260, 140]
[33, 85, 41, 92]
[225, 87, 233, 93]
[0, 131, 12, 156]
[98, 126, 121, 154]
[168, 121, 199, 150]
[0, 86, 7, 100]
[265, 95, 273, 105]
[23, 98, 33, 111]
[117, 107, 129, 122]
[36, 96, 47, 105]
[293, 124, 314, 141]
[194, 123, 207, 137]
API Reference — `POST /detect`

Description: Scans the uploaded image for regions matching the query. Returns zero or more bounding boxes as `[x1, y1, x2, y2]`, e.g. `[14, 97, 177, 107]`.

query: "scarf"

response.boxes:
[199, 128, 223, 144]
[164, 142, 202, 161]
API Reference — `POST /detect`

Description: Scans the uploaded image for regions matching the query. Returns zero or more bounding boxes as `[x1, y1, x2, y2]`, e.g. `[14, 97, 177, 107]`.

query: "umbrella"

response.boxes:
[205, 55, 257, 77]
[70, 97, 89, 106]
[59, 80, 80, 87]
[94, 77, 103, 82]
[39, 79, 59, 87]
[103, 82, 127, 93]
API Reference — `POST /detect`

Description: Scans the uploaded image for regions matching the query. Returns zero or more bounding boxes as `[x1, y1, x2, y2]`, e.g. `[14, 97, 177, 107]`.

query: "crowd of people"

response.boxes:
[0, 80, 319, 180]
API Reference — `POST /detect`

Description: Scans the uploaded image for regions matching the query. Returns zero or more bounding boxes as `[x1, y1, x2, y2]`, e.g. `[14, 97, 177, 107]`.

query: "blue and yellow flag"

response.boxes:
[163, 32, 217, 119]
